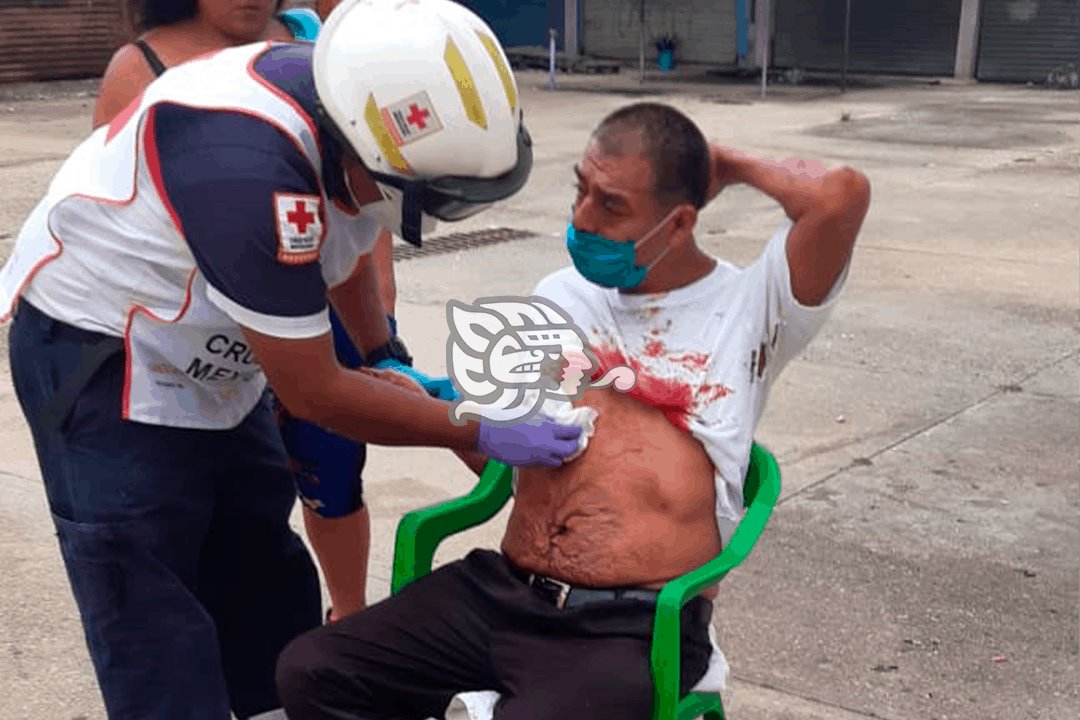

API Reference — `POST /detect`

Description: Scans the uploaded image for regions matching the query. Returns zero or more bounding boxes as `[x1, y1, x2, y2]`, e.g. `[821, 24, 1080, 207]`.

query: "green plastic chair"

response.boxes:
[391, 442, 782, 720]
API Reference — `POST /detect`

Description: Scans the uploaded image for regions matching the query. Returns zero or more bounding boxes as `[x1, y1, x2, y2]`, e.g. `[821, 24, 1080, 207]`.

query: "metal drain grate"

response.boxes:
[393, 227, 539, 262]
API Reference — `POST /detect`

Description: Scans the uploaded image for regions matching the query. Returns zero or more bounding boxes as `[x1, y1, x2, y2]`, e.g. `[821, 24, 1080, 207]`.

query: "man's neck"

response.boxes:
[622, 242, 717, 295]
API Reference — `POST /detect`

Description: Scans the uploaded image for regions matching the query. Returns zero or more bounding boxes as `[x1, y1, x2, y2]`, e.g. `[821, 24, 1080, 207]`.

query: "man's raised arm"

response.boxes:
[708, 146, 871, 307]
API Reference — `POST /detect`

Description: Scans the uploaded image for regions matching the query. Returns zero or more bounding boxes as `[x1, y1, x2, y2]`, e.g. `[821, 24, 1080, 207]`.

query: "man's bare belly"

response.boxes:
[501, 386, 721, 594]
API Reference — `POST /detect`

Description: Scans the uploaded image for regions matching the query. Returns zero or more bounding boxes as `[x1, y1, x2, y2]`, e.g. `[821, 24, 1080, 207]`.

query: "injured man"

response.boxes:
[276, 102, 871, 720]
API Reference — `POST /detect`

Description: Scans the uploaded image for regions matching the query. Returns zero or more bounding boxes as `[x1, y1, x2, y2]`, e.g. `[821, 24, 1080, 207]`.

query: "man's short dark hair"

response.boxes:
[591, 102, 711, 211]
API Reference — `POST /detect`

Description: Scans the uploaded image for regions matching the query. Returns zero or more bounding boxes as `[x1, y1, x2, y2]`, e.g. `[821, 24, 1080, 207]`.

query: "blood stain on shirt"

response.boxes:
[699, 383, 733, 403]
[636, 305, 663, 322]
[590, 345, 694, 432]
[642, 339, 666, 358]
[590, 345, 735, 433]
[670, 352, 710, 371]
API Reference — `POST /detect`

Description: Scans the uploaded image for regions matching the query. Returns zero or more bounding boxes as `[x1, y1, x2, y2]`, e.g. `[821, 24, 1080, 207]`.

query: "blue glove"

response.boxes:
[477, 419, 583, 468]
[373, 358, 458, 400]
[431, 377, 460, 401]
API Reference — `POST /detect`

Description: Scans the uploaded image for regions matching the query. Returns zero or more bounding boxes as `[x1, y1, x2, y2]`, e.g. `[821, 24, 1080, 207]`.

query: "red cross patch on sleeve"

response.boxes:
[274, 192, 325, 265]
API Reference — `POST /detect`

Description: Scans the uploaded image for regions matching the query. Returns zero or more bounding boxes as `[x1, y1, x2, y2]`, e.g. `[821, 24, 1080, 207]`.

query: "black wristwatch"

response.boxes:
[366, 336, 414, 367]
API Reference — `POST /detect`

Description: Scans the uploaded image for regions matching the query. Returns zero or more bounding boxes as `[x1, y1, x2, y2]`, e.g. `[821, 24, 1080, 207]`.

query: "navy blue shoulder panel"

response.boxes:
[149, 102, 328, 320]
[251, 43, 352, 203]
[252, 42, 320, 119]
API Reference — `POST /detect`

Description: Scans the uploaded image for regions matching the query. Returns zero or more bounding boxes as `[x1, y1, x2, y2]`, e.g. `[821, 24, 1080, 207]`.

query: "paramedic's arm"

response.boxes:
[244, 329, 478, 451]
[149, 104, 479, 452]
[374, 229, 398, 315]
[342, 361, 489, 474]
[324, 231, 489, 472]
[329, 253, 488, 473]
[325, 248, 487, 472]
[327, 252, 391, 355]
[708, 147, 871, 306]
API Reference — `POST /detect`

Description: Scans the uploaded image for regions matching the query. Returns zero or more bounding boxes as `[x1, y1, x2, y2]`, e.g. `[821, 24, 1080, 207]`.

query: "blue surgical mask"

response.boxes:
[565, 209, 677, 289]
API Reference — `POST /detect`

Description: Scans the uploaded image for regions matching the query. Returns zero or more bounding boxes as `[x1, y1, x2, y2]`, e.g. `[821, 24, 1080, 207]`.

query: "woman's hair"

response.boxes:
[127, 1, 287, 33]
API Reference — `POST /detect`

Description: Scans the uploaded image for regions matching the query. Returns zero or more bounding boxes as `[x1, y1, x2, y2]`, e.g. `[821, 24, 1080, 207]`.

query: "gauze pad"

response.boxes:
[541, 403, 598, 463]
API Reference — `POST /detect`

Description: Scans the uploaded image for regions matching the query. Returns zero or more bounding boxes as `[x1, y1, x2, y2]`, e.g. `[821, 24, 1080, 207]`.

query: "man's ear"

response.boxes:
[670, 204, 699, 246]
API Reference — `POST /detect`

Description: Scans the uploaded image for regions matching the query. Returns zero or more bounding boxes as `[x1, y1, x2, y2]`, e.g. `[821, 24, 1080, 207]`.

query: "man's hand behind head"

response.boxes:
[706, 144, 754, 201]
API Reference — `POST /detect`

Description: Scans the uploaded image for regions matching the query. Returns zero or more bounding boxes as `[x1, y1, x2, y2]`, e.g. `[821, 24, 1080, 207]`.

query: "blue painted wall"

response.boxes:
[456, 0, 565, 50]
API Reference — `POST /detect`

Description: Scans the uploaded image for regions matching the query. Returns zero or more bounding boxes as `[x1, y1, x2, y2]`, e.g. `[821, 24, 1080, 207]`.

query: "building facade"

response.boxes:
[974, 0, 1080, 83]
[0, 1, 1075, 86]
[766, 0, 1078, 85]
[472, 0, 1078, 86]
[581, 0, 741, 67]
[0, 0, 127, 84]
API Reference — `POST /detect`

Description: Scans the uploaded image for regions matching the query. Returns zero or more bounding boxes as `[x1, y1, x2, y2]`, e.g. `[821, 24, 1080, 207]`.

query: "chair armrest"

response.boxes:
[649, 442, 781, 719]
[391, 460, 514, 595]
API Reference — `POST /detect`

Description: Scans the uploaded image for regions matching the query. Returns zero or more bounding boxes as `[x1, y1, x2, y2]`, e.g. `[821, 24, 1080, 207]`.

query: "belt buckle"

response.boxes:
[529, 574, 572, 610]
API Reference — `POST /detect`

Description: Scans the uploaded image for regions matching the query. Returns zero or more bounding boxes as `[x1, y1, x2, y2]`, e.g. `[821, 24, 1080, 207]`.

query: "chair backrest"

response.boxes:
[723, 442, 781, 567]
[391, 441, 781, 596]
[744, 441, 778, 507]
[649, 442, 780, 719]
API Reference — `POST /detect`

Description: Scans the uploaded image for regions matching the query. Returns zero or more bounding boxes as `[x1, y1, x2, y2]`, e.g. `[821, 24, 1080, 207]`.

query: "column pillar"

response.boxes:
[954, 0, 983, 80]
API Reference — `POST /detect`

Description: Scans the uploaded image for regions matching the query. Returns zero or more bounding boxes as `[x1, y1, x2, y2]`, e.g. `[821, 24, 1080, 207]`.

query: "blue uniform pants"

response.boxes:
[7, 299, 323, 720]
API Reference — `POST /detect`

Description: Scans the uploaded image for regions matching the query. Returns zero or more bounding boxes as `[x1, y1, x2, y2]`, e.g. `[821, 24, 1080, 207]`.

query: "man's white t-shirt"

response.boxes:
[531, 221, 849, 544]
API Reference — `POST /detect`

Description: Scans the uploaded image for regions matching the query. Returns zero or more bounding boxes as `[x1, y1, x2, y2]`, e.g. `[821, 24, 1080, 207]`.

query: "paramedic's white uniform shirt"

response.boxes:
[532, 222, 849, 544]
[0, 43, 379, 430]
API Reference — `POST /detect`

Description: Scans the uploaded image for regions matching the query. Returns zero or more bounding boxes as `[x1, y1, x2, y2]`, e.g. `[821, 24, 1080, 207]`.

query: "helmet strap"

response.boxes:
[400, 181, 425, 247]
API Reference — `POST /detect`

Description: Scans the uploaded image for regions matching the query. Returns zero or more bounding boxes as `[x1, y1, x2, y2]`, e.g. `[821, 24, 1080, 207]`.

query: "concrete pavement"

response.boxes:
[0, 69, 1076, 719]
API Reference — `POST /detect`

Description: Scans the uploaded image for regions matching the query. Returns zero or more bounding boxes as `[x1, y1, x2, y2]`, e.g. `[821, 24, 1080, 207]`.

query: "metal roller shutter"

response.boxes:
[772, 0, 963, 76]
[976, 0, 1080, 83]
[0, 0, 127, 84]
[583, 0, 738, 66]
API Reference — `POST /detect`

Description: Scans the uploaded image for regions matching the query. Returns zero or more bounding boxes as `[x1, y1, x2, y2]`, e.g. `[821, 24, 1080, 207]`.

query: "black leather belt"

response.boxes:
[510, 563, 660, 610]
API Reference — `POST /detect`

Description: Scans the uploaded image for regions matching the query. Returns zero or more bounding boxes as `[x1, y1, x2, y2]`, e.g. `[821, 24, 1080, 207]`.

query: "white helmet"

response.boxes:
[312, 0, 533, 246]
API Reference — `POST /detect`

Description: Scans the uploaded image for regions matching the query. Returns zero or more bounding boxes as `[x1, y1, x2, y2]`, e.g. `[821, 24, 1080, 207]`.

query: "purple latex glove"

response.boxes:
[477, 419, 583, 468]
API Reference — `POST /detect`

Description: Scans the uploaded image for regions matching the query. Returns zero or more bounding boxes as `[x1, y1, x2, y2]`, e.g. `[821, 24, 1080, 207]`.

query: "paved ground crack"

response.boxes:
[855, 242, 1072, 267]
[0, 470, 34, 483]
[779, 349, 1079, 507]
[731, 675, 894, 719]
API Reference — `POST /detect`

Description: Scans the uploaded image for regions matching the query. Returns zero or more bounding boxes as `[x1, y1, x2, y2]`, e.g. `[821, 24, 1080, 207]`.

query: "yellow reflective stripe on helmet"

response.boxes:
[476, 31, 517, 113]
[444, 37, 487, 130]
[363, 93, 411, 174]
